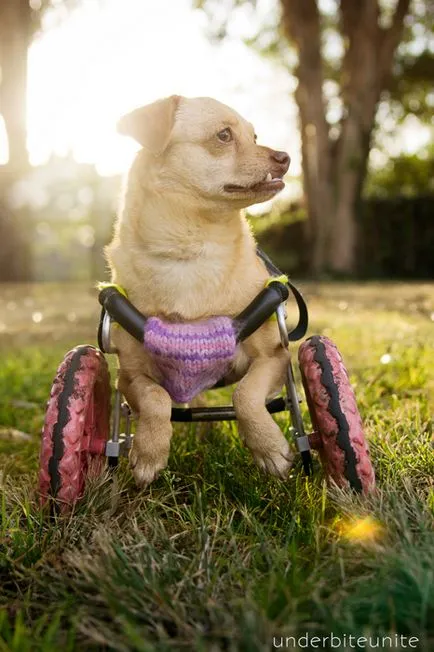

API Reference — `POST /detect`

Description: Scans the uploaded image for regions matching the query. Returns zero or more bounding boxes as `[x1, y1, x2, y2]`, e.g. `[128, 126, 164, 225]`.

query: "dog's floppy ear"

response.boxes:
[117, 95, 181, 156]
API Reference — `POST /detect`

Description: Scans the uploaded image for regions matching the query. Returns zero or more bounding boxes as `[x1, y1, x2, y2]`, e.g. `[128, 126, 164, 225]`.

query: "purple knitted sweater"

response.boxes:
[143, 316, 237, 403]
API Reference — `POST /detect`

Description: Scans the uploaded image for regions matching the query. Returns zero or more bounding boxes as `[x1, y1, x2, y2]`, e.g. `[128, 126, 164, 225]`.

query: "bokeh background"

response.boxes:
[0, 0, 433, 285]
[1, 4, 434, 649]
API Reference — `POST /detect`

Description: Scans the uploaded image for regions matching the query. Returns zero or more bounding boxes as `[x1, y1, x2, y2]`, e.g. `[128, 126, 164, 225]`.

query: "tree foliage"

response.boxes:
[195, 0, 433, 129]
[195, 0, 432, 275]
[366, 146, 434, 197]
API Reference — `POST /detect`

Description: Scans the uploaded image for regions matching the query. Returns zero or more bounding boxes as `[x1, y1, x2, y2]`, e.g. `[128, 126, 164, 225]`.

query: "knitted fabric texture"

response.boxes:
[143, 316, 237, 403]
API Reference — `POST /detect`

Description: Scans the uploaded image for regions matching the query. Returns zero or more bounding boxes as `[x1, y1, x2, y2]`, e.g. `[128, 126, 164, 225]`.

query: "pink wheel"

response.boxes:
[299, 336, 375, 493]
[39, 345, 111, 510]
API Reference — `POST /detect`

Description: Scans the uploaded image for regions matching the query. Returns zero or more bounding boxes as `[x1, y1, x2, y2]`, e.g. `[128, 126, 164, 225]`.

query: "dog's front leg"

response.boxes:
[120, 374, 173, 487]
[233, 349, 294, 478]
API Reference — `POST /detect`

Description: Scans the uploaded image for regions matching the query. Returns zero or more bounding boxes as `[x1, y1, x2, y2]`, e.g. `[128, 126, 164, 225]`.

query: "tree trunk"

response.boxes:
[329, 0, 411, 273]
[0, 1, 30, 171]
[0, 0, 32, 281]
[328, 1, 380, 272]
[295, 77, 334, 275]
[281, 0, 334, 275]
[281, 0, 411, 275]
[0, 0, 31, 177]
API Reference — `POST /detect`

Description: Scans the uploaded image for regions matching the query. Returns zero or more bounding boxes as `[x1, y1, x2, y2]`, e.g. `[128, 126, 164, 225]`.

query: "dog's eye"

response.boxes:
[254, 134, 258, 143]
[217, 127, 233, 143]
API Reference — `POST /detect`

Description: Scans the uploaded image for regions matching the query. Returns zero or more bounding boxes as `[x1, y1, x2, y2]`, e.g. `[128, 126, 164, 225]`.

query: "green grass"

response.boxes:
[0, 282, 433, 651]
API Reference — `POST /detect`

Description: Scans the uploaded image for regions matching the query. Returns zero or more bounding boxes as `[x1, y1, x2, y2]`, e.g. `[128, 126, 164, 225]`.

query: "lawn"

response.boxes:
[0, 281, 433, 651]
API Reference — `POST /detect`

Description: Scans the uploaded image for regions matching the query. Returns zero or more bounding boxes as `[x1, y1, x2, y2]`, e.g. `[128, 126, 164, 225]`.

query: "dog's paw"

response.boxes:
[129, 440, 170, 487]
[250, 437, 294, 480]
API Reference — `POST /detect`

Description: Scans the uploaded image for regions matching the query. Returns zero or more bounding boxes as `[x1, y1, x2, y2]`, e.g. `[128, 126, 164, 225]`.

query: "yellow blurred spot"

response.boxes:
[336, 516, 383, 544]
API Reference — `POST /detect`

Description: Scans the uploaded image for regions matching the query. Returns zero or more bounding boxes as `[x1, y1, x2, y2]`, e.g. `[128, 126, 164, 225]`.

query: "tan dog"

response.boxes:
[106, 95, 293, 486]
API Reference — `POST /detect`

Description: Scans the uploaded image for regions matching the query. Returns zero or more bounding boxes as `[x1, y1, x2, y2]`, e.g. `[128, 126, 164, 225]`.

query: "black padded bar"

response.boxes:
[99, 282, 289, 346]
[171, 396, 287, 422]
[234, 281, 289, 342]
[98, 287, 147, 343]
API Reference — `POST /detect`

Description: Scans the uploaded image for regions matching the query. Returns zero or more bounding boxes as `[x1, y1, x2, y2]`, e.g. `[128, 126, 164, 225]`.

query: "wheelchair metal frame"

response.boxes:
[101, 300, 314, 476]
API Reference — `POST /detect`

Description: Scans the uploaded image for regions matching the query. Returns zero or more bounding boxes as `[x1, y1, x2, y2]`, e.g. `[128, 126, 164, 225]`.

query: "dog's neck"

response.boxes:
[118, 184, 250, 262]
[107, 181, 263, 319]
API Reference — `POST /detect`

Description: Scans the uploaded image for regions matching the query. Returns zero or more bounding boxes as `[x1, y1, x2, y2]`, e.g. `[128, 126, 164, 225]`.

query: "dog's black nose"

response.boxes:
[271, 150, 290, 167]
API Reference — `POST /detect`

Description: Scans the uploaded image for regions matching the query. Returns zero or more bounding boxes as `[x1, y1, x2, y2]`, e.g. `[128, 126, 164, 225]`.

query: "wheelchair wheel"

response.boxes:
[298, 336, 375, 493]
[39, 345, 111, 510]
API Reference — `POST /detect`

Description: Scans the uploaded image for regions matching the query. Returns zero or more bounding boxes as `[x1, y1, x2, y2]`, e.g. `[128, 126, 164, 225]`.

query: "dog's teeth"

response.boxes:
[266, 173, 272, 182]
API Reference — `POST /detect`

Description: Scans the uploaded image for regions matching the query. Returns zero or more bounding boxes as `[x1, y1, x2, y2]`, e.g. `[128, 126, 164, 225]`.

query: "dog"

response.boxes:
[106, 95, 293, 487]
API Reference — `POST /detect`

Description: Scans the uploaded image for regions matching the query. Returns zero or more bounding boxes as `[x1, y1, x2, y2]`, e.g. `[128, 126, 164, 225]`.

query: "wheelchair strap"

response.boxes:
[256, 247, 308, 341]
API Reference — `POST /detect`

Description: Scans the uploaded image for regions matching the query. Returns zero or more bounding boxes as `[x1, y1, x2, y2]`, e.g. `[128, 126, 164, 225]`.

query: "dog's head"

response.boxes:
[118, 96, 290, 209]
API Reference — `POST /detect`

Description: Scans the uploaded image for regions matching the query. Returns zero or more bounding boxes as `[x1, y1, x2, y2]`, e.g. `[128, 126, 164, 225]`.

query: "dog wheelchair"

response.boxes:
[38, 249, 375, 510]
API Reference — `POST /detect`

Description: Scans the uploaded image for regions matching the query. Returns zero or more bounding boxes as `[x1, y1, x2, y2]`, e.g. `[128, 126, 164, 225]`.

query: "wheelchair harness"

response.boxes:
[144, 316, 236, 403]
[98, 248, 308, 402]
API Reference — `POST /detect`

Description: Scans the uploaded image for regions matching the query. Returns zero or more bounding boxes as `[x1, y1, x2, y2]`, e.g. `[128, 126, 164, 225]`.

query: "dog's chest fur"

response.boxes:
[128, 245, 262, 321]
[110, 214, 267, 322]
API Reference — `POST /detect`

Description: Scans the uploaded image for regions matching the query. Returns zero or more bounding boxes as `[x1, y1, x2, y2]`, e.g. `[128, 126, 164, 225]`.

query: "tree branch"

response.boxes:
[339, 0, 382, 107]
[378, 0, 411, 85]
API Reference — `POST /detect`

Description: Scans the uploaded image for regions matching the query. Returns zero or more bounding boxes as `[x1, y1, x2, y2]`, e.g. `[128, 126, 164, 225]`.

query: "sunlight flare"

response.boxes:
[336, 516, 384, 544]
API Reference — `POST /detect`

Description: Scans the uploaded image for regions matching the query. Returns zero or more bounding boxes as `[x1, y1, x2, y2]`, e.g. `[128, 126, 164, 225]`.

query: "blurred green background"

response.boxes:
[0, 0, 433, 284]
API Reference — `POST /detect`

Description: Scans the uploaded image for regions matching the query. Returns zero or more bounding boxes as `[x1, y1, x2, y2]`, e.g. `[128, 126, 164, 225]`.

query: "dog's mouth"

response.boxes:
[224, 172, 285, 195]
